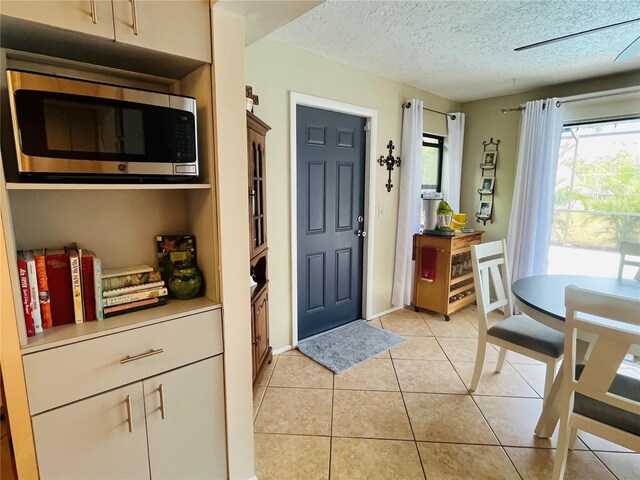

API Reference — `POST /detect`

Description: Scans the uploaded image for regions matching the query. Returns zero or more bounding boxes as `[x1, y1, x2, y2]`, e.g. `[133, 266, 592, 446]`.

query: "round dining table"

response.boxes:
[511, 274, 640, 438]
[512, 274, 640, 330]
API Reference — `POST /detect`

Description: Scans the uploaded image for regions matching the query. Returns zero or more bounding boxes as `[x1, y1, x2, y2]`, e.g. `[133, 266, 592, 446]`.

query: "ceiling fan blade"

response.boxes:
[615, 35, 640, 63]
[515, 17, 640, 51]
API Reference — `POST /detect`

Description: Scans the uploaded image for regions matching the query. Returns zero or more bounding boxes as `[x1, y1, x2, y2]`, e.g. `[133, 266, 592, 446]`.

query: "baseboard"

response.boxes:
[369, 305, 403, 319]
[272, 345, 293, 355]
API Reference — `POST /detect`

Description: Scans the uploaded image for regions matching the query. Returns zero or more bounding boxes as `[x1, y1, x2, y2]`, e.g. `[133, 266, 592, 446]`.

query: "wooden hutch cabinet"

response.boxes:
[412, 231, 483, 320]
[247, 111, 272, 387]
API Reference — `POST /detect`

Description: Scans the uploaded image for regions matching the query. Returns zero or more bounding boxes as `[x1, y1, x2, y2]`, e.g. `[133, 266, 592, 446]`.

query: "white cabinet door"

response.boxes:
[32, 383, 150, 479]
[144, 355, 227, 479]
[112, 0, 211, 62]
[0, 0, 115, 39]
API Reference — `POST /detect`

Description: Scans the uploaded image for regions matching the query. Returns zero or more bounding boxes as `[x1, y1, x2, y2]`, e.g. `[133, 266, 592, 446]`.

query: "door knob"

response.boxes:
[356, 230, 367, 237]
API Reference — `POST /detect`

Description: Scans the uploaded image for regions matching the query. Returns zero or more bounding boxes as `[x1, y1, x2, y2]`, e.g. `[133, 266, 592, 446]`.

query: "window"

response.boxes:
[549, 118, 640, 277]
[421, 133, 444, 193]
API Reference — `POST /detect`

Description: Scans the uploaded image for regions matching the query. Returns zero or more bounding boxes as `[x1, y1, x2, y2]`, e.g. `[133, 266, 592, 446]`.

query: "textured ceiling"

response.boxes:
[268, 0, 640, 102]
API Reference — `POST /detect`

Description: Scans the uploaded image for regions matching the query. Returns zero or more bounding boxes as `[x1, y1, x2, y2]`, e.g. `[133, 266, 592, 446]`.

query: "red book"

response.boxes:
[34, 249, 53, 328]
[17, 257, 35, 337]
[45, 249, 74, 326]
[81, 251, 96, 322]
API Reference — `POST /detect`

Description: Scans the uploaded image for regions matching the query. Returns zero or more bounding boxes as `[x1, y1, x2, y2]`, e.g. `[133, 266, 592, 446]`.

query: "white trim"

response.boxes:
[559, 86, 640, 104]
[372, 306, 404, 318]
[272, 345, 293, 355]
[290, 92, 378, 346]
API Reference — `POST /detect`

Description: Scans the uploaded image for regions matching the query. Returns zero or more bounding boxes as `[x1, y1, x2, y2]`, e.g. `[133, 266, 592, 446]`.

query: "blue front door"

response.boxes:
[296, 106, 366, 339]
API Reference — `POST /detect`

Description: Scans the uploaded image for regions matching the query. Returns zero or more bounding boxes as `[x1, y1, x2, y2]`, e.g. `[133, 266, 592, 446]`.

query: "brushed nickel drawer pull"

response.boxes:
[90, 0, 97, 24]
[158, 384, 166, 420]
[125, 395, 133, 432]
[120, 348, 164, 364]
[130, 0, 139, 35]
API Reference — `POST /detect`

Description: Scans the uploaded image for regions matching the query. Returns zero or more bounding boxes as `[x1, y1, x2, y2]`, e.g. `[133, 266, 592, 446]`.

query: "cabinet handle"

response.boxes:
[120, 348, 164, 364]
[125, 395, 133, 433]
[158, 384, 166, 420]
[89, 0, 97, 24]
[130, 0, 139, 35]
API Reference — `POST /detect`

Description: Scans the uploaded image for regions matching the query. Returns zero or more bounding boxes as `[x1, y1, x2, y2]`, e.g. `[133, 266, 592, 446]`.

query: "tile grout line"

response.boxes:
[431, 332, 525, 480]
[328, 372, 335, 480]
[388, 344, 428, 480]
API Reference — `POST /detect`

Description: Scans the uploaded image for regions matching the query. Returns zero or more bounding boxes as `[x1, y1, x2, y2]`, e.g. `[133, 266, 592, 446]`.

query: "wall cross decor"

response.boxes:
[378, 140, 401, 192]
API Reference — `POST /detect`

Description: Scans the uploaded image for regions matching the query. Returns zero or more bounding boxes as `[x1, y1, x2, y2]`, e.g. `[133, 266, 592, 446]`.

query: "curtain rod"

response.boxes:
[501, 86, 640, 114]
[403, 102, 457, 120]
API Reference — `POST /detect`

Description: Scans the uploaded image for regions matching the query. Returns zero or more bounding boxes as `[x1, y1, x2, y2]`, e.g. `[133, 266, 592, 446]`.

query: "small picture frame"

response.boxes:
[482, 151, 497, 168]
[478, 200, 492, 218]
[480, 177, 495, 193]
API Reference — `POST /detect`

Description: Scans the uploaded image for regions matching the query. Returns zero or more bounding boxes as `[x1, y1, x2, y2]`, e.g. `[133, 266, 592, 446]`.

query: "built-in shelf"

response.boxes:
[6, 182, 212, 191]
[22, 296, 221, 354]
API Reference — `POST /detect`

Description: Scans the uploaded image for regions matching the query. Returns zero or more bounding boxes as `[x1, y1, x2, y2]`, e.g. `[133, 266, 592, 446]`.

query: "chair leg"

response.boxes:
[551, 393, 575, 480]
[569, 427, 578, 451]
[544, 359, 557, 399]
[470, 336, 487, 392]
[552, 418, 572, 480]
[495, 348, 508, 373]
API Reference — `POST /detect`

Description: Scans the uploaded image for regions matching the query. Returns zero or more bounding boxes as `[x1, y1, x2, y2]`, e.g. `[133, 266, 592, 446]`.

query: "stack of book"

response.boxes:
[16, 244, 102, 337]
[101, 265, 167, 318]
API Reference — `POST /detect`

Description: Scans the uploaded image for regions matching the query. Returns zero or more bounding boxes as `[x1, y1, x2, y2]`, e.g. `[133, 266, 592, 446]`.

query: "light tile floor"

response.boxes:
[254, 305, 640, 480]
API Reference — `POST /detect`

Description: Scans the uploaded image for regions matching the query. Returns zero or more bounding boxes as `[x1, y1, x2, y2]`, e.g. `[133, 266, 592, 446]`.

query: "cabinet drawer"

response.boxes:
[452, 234, 482, 252]
[24, 309, 222, 415]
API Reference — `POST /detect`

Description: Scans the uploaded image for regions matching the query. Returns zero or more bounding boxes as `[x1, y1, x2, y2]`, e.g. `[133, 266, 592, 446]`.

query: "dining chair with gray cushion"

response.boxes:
[470, 240, 564, 396]
[552, 285, 640, 480]
[618, 241, 640, 280]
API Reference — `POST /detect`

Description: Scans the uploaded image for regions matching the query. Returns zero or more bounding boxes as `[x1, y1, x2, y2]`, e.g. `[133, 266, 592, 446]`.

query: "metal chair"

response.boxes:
[552, 285, 640, 480]
[470, 240, 564, 397]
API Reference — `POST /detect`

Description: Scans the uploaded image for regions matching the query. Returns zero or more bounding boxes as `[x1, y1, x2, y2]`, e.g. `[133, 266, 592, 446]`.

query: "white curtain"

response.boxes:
[391, 99, 423, 307]
[442, 113, 465, 212]
[507, 98, 565, 282]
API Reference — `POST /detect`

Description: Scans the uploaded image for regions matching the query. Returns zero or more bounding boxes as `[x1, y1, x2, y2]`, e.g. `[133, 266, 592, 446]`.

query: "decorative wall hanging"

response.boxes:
[475, 137, 500, 225]
[378, 140, 401, 192]
[245, 85, 259, 112]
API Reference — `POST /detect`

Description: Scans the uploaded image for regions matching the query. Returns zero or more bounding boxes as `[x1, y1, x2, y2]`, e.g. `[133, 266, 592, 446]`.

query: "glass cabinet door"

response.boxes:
[248, 128, 268, 258]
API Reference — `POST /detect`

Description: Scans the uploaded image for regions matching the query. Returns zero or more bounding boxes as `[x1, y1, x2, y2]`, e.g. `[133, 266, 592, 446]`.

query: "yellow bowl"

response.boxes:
[452, 213, 467, 229]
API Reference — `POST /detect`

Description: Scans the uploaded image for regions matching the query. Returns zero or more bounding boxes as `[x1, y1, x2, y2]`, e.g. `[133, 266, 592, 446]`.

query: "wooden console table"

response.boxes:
[412, 231, 483, 320]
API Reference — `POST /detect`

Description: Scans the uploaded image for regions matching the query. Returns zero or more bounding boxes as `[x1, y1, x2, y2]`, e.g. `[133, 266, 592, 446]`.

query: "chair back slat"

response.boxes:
[489, 265, 508, 305]
[573, 336, 631, 396]
[564, 285, 640, 423]
[471, 240, 514, 330]
[618, 241, 640, 279]
[486, 298, 509, 312]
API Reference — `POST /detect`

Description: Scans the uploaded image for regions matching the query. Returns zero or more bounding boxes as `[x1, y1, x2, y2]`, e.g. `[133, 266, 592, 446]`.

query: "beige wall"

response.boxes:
[211, 6, 256, 480]
[246, 38, 459, 350]
[459, 71, 640, 243]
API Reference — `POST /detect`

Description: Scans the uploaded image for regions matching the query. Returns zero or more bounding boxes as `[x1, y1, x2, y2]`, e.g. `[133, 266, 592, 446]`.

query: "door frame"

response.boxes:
[290, 92, 377, 346]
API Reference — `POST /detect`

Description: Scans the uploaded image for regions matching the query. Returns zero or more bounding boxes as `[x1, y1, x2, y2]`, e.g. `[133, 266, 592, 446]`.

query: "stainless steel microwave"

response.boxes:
[6, 70, 198, 179]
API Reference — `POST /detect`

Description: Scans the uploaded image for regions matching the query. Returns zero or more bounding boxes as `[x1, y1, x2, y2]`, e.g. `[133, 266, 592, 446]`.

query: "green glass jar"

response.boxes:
[168, 261, 203, 300]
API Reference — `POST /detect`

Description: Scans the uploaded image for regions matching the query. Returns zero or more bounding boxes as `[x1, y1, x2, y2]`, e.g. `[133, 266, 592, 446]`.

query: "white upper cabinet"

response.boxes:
[1, 0, 212, 63]
[1, 0, 116, 39]
[112, 0, 211, 62]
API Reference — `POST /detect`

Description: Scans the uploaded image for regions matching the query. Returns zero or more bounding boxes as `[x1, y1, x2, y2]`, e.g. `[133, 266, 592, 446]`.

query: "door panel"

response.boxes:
[144, 356, 227, 479]
[32, 383, 149, 479]
[297, 106, 366, 339]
